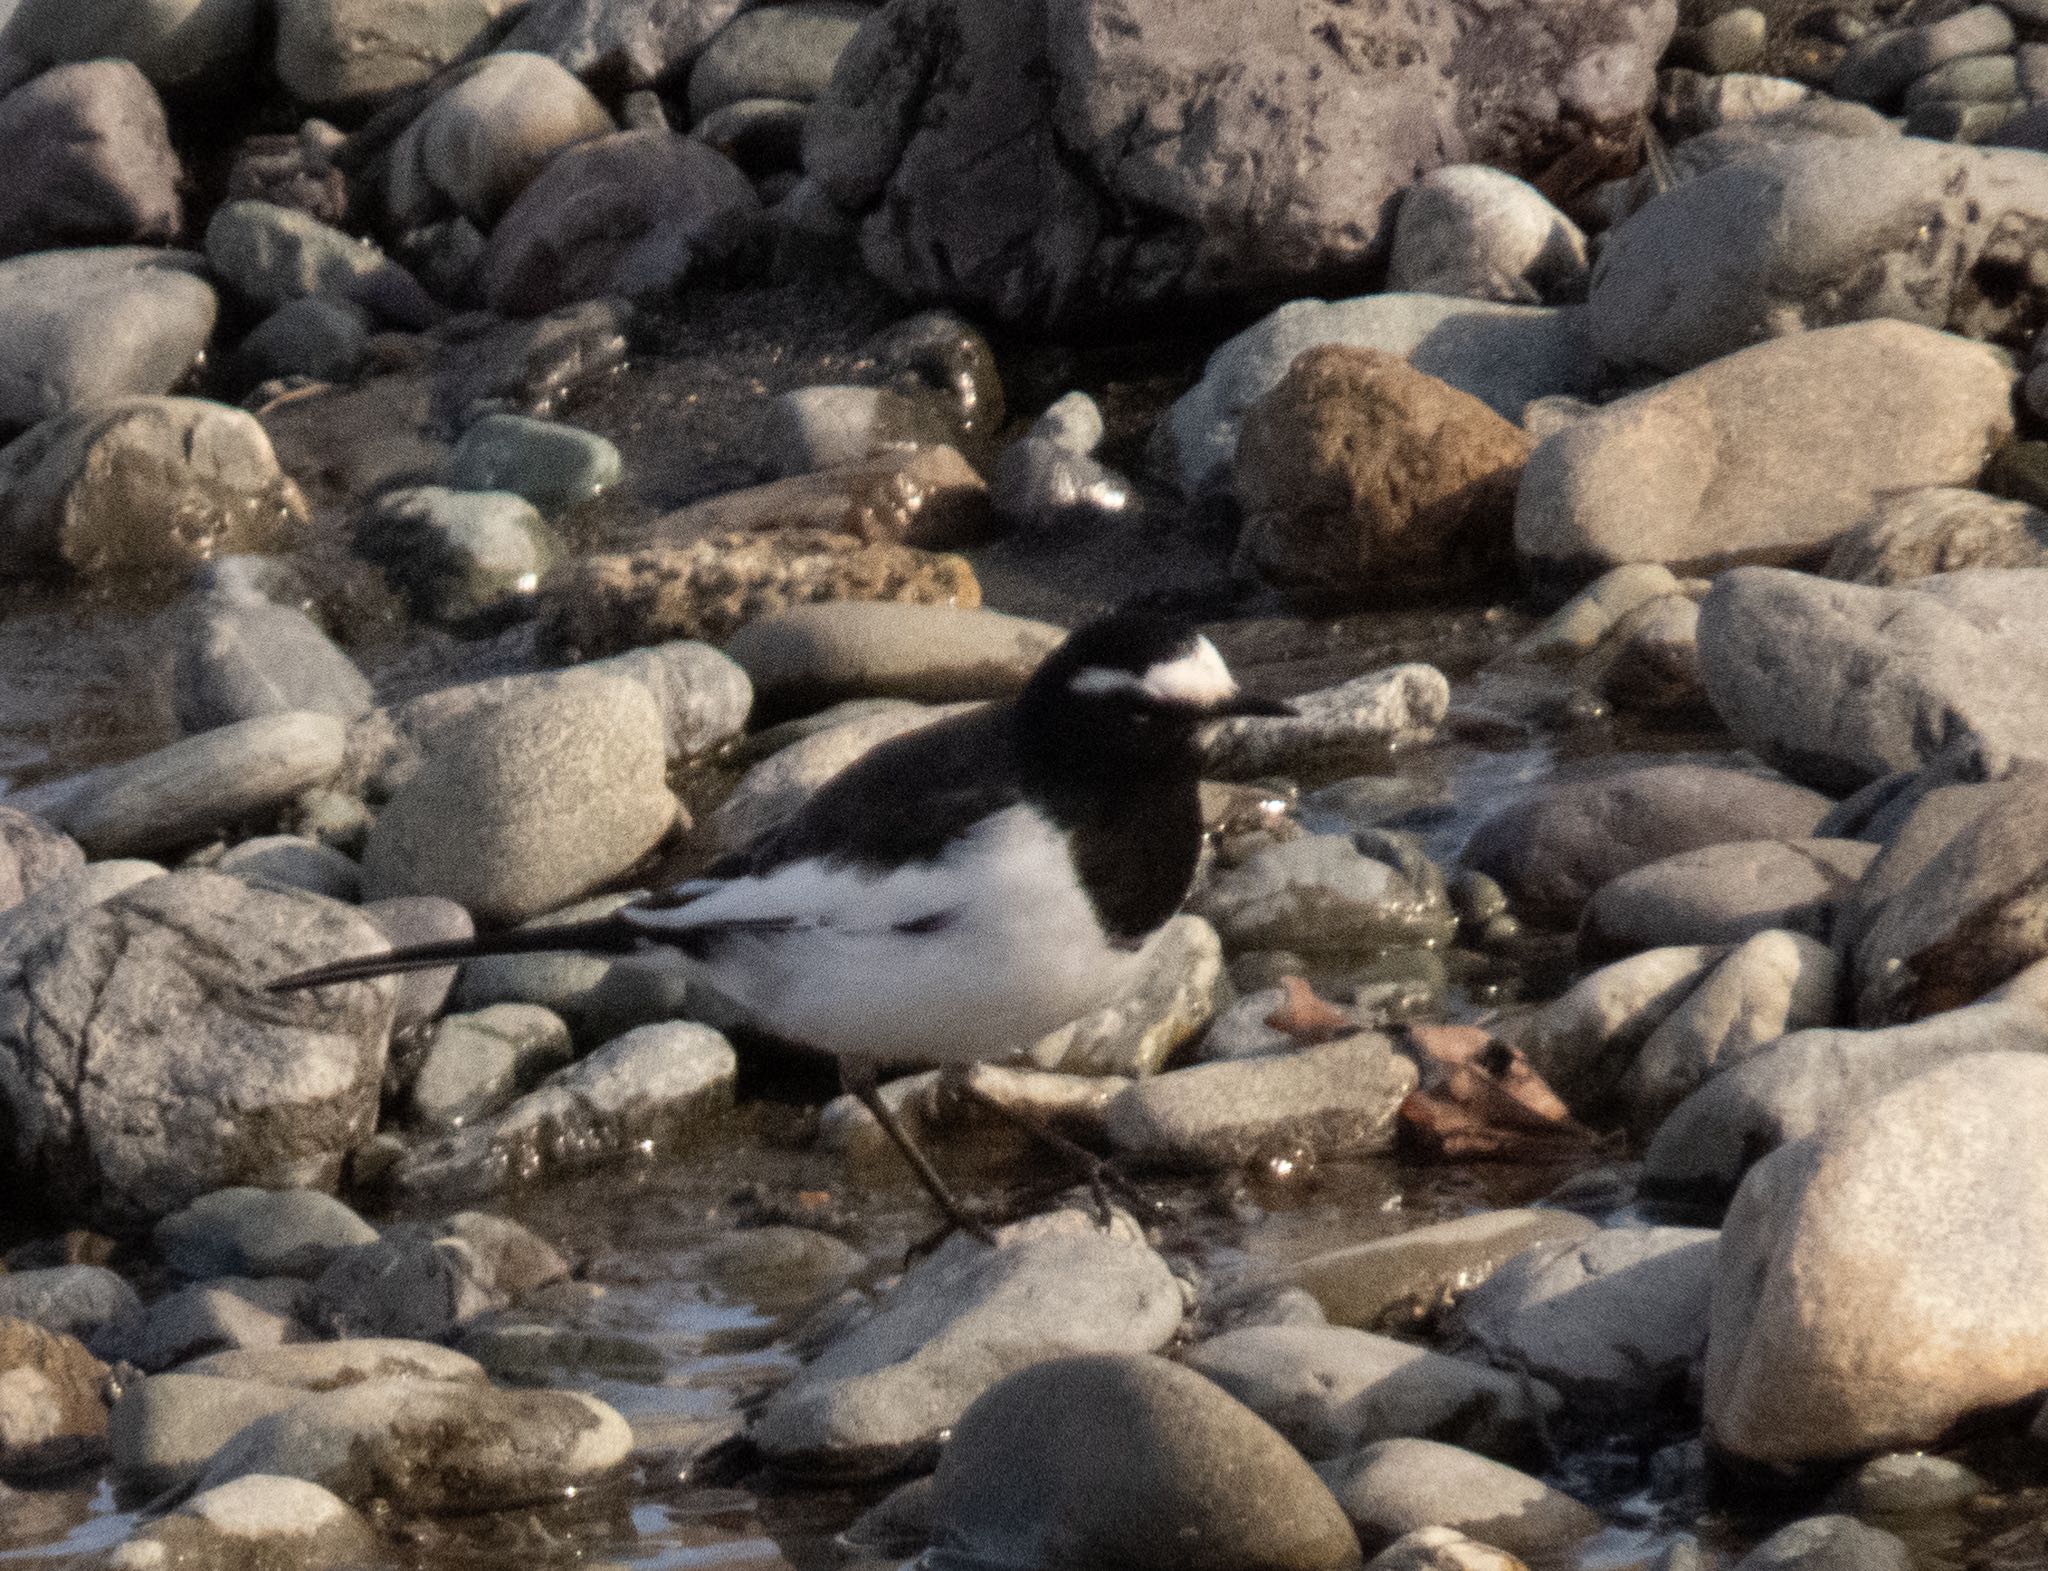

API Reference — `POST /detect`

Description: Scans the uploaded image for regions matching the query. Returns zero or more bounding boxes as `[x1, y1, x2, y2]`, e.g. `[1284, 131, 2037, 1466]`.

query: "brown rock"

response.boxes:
[537, 527, 981, 655]
[0, 1316, 110, 1477]
[1235, 346, 1531, 599]
[643, 446, 992, 551]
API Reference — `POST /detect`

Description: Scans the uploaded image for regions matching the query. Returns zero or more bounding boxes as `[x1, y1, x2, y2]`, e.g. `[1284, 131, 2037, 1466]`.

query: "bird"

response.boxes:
[270, 611, 1291, 1234]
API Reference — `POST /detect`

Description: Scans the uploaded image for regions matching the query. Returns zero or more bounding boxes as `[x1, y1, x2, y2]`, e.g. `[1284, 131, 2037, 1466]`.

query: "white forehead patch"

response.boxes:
[1069, 636, 1237, 705]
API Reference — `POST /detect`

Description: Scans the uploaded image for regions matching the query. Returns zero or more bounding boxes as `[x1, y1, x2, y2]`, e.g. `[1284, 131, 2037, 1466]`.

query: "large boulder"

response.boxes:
[0, 62, 181, 259]
[1706, 1053, 2048, 1462]
[1514, 322, 2014, 589]
[1696, 567, 2048, 795]
[0, 871, 392, 1231]
[802, 0, 1674, 327]
[498, 0, 748, 89]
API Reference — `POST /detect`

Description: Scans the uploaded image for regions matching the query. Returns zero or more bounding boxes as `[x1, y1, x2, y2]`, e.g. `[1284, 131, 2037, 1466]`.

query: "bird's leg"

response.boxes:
[840, 1063, 995, 1245]
[942, 1069, 1165, 1231]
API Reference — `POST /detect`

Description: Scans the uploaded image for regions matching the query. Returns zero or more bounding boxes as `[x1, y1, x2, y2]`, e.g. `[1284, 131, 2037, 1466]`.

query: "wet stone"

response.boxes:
[1833, 1452, 1984, 1517]
[759, 384, 963, 478]
[991, 437, 1134, 532]
[1730, 1515, 1910, 1571]
[409, 1003, 574, 1131]
[1190, 834, 1457, 954]
[1105, 1033, 1418, 1170]
[107, 1474, 380, 1570]
[445, 413, 622, 517]
[930, 1353, 1360, 1571]
[355, 484, 555, 626]
[153, 1189, 377, 1283]
[307, 1227, 506, 1342]
[750, 1209, 1183, 1477]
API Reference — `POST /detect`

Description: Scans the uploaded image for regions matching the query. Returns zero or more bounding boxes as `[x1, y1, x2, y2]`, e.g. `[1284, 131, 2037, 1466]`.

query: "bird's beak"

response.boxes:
[1212, 690, 1296, 719]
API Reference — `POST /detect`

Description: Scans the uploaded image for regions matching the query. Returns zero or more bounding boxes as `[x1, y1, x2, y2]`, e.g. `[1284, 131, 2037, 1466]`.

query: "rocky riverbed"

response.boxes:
[14, 0, 2048, 1566]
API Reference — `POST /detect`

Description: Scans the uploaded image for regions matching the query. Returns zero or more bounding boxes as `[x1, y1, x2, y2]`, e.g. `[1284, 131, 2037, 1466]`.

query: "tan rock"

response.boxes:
[642, 446, 993, 551]
[537, 527, 981, 655]
[1235, 345, 1530, 597]
[1824, 487, 2048, 586]
[0, 1316, 109, 1476]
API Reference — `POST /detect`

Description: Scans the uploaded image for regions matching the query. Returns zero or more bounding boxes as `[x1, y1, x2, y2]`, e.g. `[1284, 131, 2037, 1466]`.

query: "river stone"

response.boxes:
[232, 296, 370, 386]
[409, 1002, 574, 1130]
[1835, 4, 2014, 101]
[355, 484, 555, 626]
[4, 0, 258, 87]
[204, 200, 436, 327]
[0, 396, 308, 579]
[750, 1208, 1182, 1476]
[306, 1229, 506, 1342]
[1506, 938, 1726, 1109]
[274, 0, 520, 106]
[818, 1064, 1126, 1167]
[1698, 567, 2048, 794]
[0, 247, 215, 430]
[445, 892, 633, 1021]
[31, 712, 345, 857]
[0, 1317, 109, 1476]
[1588, 592, 1705, 716]
[1643, 991, 2048, 1205]
[1185, 1324, 1560, 1461]
[930, 1353, 1359, 1571]
[444, 412, 622, 516]
[1730, 1515, 1910, 1571]
[184, 1338, 486, 1388]
[1319, 1439, 1601, 1563]
[1580, 839, 1878, 957]
[0, 863, 166, 966]
[1203, 664, 1446, 778]
[1514, 322, 2014, 588]
[724, 601, 1061, 714]
[171, 594, 373, 734]
[990, 432, 1134, 533]
[1366, 1528, 1530, 1571]
[1165, 296, 1601, 498]
[695, 1225, 869, 1312]
[1623, 931, 1838, 1134]
[1386, 165, 1587, 303]
[0, 870, 392, 1230]
[1833, 1452, 1985, 1516]
[383, 52, 613, 228]
[0, 807, 81, 915]
[110, 1474, 380, 1570]
[361, 896, 471, 1030]
[92, 1277, 310, 1373]
[1708, 1053, 2048, 1461]
[688, 0, 865, 118]
[1445, 1226, 1719, 1403]
[759, 384, 963, 479]
[499, 0, 746, 89]
[1192, 835, 1457, 954]
[1234, 347, 1530, 599]
[0, 1266, 139, 1341]
[109, 1373, 304, 1493]
[0, 61, 181, 259]
[1515, 563, 1685, 660]
[1461, 764, 1832, 930]
[195, 1376, 630, 1510]
[153, 1188, 378, 1281]
[1837, 766, 2048, 1025]
[389, 1021, 737, 1200]
[1022, 914, 1221, 1077]
[360, 677, 675, 923]
[482, 129, 760, 316]
[804, 0, 1670, 330]
[1587, 137, 2048, 375]
[1104, 1032, 1418, 1169]
[643, 444, 994, 550]
[1823, 487, 2048, 585]
[214, 836, 360, 901]
[1278, 1210, 1601, 1334]
[539, 529, 980, 655]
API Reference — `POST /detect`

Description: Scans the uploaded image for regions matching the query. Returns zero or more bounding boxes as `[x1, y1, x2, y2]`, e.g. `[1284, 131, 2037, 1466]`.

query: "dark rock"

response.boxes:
[0, 61, 180, 259]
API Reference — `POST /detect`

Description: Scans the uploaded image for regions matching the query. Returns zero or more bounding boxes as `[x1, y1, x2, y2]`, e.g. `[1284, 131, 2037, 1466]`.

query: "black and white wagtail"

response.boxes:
[271, 612, 1291, 1230]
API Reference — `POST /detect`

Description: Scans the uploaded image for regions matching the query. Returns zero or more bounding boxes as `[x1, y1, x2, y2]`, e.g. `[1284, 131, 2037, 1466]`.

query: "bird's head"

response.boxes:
[1020, 612, 1291, 765]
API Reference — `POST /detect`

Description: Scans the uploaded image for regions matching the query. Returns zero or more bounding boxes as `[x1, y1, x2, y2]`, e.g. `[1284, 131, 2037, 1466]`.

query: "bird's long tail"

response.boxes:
[266, 916, 643, 993]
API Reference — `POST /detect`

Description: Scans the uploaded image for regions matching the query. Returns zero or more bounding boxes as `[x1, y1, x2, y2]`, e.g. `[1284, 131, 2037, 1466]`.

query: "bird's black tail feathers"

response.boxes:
[267, 915, 643, 993]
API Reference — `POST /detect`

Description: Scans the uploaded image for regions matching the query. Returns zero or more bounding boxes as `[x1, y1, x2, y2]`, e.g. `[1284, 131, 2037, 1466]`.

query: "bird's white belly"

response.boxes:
[658, 805, 1155, 1064]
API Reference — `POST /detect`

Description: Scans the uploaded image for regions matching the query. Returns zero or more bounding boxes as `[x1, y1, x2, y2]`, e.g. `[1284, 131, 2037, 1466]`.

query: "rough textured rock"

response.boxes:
[1697, 567, 2048, 794]
[184, 1338, 487, 1389]
[1462, 764, 1831, 929]
[0, 248, 215, 431]
[1320, 1439, 1601, 1563]
[195, 1377, 631, 1510]
[1387, 164, 1587, 303]
[1105, 1033, 1418, 1169]
[1166, 295, 1601, 497]
[644, 445, 994, 551]
[1234, 347, 1530, 599]
[1446, 1227, 1719, 1403]
[1824, 488, 2048, 585]
[499, 0, 747, 89]
[1515, 322, 2015, 588]
[0, 870, 392, 1230]
[1642, 993, 2048, 1205]
[0, 396, 307, 578]
[483, 130, 760, 316]
[1200, 665, 1449, 777]
[1707, 1053, 2048, 1462]
[0, 61, 181, 259]
[1588, 136, 2048, 374]
[1184, 1324, 1560, 1461]
[0, 807, 82, 915]
[929, 1354, 1360, 1571]
[274, 0, 522, 106]
[1580, 839, 1878, 956]
[751, 1209, 1183, 1476]
[724, 601, 1061, 713]
[802, 0, 1674, 327]
[1191, 835, 1457, 953]
[538, 529, 981, 654]
[360, 677, 676, 923]
[0, 1316, 109, 1476]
